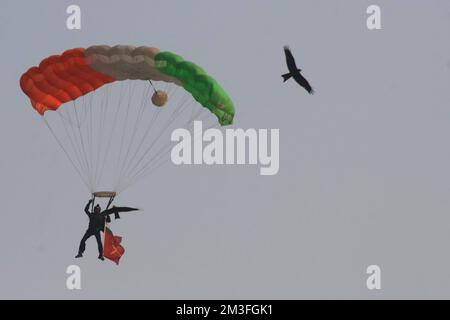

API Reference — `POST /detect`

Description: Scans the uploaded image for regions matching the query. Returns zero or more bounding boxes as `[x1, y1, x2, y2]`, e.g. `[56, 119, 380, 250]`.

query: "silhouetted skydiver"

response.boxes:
[282, 46, 314, 94]
[75, 199, 138, 260]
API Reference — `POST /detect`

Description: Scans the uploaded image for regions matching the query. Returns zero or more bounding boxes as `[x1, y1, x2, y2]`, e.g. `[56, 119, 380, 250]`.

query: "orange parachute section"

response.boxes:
[19, 48, 115, 115]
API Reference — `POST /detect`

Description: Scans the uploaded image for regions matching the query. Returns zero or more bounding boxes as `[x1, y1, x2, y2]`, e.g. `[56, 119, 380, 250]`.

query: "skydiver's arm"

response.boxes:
[84, 199, 93, 216]
[101, 208, 112, 217]
[101, 207, 118, 218]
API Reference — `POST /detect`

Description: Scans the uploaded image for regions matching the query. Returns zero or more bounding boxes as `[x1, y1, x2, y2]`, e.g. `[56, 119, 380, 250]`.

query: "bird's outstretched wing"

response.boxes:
[284, 46, 297, 71]
[102, 206, 139, 216]
[293, 73, 314, 94]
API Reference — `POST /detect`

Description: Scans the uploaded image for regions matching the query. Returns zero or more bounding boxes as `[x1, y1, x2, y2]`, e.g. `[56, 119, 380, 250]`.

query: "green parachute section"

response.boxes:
[154, 51, 235, 126]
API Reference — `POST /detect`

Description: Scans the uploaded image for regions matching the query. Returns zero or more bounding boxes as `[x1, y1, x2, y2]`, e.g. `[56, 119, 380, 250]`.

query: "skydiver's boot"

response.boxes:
[75, 253, 83, 258]
[98, 254, 104, 261]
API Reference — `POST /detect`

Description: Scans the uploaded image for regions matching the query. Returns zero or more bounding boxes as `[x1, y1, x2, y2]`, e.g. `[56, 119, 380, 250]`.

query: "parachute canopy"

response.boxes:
[20, 45, 234, 125]
[19, 45, 235, 194]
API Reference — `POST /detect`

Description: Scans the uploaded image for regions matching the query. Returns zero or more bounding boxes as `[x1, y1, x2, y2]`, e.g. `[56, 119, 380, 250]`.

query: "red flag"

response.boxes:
[103, 225, 125, 265]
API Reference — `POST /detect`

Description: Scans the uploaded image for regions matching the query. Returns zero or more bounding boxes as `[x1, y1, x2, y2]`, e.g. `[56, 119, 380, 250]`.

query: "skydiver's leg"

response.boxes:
[95, 232, 104, 260]
[76, 230, 93, 257]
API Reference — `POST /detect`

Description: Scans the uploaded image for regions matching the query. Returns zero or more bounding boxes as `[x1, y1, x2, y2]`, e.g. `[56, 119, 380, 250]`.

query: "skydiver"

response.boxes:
[75, 199, 138, 260]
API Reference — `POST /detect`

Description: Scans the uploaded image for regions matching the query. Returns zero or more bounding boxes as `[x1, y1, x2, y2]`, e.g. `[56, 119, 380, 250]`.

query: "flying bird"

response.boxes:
[282, 46, 314, 94]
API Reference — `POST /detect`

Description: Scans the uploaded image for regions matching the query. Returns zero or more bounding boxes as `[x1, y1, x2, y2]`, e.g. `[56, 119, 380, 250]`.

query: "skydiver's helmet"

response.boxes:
[94, 204, 101, 214]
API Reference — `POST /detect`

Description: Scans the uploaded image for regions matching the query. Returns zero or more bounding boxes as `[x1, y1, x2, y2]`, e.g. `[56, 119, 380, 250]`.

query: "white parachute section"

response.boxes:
[43, 80, 219, 195]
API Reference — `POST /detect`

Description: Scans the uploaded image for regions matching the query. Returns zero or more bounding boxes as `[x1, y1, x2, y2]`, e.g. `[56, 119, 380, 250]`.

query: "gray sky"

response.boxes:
[1, 0, 450, 299]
